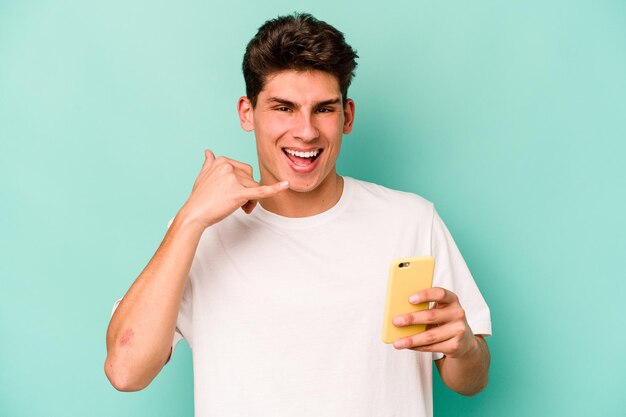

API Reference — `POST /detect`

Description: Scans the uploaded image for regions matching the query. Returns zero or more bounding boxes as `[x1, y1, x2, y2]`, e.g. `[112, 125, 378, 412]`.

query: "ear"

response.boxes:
[237, 96, 254, 132]
[342, 98, 355, 134]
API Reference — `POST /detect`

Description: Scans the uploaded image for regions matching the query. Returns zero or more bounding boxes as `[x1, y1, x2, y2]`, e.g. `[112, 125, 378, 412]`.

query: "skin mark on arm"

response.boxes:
[119, 329, 134, 347]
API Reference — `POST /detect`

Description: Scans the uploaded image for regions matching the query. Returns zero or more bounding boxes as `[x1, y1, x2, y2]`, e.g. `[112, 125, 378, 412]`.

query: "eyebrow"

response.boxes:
[265, 96, 342, 108]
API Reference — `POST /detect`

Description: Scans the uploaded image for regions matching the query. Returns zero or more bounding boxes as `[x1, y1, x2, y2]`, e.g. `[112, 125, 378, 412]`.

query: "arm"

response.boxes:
[435, 334, 489, 396]
[104, 214, 204, 391]
[104, 150, 289, 391]
[392, 287, 490, 396]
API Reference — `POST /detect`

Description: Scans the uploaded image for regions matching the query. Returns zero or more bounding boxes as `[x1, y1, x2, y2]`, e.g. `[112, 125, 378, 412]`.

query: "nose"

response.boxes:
[291, 112, 319, 142]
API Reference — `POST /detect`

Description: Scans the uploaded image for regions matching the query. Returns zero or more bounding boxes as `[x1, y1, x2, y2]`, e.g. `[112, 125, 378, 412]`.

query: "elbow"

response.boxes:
[460, 384, 487, 397]
[104, 356, 149, 392]
[455, 375, 489, 397]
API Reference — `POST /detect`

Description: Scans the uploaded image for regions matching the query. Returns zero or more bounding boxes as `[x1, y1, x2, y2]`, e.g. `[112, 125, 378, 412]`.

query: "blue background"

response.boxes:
[1, 1, 625, 416]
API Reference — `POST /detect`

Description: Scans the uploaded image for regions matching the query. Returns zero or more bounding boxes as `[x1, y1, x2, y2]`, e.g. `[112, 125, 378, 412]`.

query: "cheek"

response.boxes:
[321, 123, 344, 146]
[259, 115, 290, 134]
[323, 116, 345, 136]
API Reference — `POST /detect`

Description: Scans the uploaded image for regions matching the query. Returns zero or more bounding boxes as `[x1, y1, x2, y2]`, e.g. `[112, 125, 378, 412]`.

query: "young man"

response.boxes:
[105, 13, 491, 417]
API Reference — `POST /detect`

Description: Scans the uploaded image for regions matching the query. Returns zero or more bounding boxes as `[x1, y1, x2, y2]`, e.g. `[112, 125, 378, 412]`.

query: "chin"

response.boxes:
[286, 181, 319, 193]
[282, 173, 326, 193]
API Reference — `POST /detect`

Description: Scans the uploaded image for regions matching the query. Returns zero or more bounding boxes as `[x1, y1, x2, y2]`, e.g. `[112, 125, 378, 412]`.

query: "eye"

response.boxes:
[276, 106, 290, 112]
[317, 107, 333, 113]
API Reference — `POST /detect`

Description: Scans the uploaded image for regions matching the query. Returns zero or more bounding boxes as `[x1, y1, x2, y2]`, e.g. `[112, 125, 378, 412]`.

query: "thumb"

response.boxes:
[204, 149, 215, 166]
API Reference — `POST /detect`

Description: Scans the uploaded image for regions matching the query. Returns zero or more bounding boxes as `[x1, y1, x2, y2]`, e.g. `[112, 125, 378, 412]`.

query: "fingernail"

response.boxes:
[279, 181, 289, 188]
[393, 340, 406, 349]
[393, 317, 404, 326]
[409, 295, 419, 304]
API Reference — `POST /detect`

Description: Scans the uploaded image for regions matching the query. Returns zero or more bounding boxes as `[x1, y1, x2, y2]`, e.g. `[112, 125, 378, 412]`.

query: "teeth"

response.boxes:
[284, 148, 320, 158]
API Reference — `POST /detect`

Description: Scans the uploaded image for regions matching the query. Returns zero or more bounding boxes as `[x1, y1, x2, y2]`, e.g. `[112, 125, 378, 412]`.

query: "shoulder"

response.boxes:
[346, 177, 434, 219]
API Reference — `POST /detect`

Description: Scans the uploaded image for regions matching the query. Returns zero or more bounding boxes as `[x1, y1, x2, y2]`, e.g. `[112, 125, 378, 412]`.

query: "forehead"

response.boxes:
[259, 70, 341, 102]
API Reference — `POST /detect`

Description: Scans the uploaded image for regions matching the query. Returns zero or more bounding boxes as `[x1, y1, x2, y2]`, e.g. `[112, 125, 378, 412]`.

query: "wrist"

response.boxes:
[173, 206, 213, 235]
[461, 334, 483, 360]
[466, 335, 481, 357]
[446, 332, 480, 360]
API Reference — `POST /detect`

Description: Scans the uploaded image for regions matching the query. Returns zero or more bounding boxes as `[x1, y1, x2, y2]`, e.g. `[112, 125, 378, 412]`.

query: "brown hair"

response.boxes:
[242, 12, 358, 107]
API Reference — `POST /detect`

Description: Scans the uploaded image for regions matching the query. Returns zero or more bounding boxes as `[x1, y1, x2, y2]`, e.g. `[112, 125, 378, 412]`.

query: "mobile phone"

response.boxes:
[382, 256, 435, 344]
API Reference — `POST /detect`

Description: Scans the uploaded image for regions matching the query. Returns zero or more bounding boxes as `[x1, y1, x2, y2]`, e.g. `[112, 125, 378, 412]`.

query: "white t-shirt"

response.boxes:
[168, 176, 491, 417]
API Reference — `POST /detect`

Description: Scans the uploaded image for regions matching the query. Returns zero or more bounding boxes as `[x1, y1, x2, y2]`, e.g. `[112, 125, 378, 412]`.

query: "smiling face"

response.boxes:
[238, 70, 355, 194]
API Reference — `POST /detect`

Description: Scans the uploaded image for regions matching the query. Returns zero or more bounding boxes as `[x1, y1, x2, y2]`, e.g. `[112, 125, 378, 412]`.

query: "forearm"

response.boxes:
[105, 212, 204, 391]
[435, 335, 490, 396]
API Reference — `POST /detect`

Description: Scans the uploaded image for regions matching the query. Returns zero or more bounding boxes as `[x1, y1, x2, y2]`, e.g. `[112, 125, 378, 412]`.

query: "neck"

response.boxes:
[259, 174, 344, 218]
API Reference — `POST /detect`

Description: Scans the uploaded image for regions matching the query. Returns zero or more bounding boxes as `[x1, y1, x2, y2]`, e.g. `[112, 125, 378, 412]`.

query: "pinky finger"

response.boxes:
[246, 180, 290, 199]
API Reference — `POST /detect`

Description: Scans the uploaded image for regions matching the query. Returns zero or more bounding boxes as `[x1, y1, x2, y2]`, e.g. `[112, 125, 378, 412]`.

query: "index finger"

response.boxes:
[409, 287, 458, 305]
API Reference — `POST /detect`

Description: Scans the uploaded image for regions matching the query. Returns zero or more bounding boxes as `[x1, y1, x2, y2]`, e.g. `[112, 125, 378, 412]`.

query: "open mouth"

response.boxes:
[282, 148, 323, 167]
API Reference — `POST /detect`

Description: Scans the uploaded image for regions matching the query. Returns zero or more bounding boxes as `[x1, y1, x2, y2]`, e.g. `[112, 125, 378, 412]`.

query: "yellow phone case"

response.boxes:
[382, 256, 435, 344]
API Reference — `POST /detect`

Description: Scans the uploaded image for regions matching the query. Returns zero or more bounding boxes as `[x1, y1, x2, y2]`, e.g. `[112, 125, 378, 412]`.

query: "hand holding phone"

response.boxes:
[382, 256, 434, 344]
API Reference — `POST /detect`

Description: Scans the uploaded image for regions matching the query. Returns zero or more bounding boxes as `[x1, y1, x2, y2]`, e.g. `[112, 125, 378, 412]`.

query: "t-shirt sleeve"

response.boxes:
[430, 208, 492, 360]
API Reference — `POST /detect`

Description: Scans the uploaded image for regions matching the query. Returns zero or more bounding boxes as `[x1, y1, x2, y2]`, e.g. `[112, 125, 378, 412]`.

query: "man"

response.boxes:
[105, 12, 491, 417]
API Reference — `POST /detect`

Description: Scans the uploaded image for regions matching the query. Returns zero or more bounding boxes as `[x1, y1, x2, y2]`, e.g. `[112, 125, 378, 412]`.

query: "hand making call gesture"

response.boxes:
[180, 150, 289, 230]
